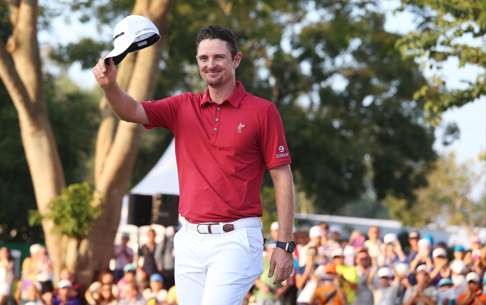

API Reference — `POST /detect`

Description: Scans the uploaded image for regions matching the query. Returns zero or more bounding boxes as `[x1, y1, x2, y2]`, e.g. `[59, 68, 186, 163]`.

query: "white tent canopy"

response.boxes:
[130, 139, 179, 195]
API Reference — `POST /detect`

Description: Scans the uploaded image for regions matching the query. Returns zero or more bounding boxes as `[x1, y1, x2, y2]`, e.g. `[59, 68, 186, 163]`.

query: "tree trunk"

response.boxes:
[0, 0, 172, 286]
[0, 0, 65, 278]
[76, 0, 172, 285]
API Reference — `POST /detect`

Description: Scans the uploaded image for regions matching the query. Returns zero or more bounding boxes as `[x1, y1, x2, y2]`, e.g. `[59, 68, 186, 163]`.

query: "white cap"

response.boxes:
[105, 15, 160, 65]
[58, 279, 72, 289]
[466, 272, 480, 283]
[416, 264, 429, 274]
[29, 244, 43, 255]
[394, 263, 409, 277]
[377, 266, 394, 278]
[418, 238, 431, 249]
[309, 225, 323, 238]
[450, 260, 467, 274]
[383, 233, 397, 244]
[329, 225, 342, 234]
[331, 247, 344, 257]
[270, 222, 279, 231]
[343, 245, 355, 257]
[432, 247, 447, 258]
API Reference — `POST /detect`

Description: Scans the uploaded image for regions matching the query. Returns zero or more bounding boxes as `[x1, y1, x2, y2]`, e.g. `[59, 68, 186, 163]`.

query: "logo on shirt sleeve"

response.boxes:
[276, 145, 289, 158]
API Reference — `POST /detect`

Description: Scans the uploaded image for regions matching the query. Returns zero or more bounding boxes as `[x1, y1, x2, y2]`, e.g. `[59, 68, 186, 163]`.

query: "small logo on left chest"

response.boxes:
[237, 122, 246, 134]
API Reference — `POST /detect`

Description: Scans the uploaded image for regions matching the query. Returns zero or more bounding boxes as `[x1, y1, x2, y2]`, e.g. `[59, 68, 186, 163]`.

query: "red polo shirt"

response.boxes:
[142, 81, 291, 223]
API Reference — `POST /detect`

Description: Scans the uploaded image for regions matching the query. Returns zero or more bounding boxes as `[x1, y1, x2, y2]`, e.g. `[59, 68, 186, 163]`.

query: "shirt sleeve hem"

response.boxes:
[266, 159, 291, 170]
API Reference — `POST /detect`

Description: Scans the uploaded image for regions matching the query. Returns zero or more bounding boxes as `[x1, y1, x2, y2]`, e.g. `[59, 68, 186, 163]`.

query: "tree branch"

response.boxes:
[0, 38, 34, 122]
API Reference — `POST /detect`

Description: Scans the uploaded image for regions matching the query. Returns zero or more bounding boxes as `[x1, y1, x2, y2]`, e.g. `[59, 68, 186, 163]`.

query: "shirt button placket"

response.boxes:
[213, 105, 221, 134]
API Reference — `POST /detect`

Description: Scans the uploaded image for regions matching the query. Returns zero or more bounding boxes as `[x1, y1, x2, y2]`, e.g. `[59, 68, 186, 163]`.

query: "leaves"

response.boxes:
[45, 182, 101, 240]
[385, 153, 485, 227]
[398, 0, 486, 117]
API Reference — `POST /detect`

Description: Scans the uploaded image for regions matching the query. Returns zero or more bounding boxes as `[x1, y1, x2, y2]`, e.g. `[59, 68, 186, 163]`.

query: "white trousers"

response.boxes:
[174, 217, 264, 305]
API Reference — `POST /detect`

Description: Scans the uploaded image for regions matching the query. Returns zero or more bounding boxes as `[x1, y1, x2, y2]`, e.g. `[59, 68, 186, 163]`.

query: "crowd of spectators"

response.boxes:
[251, 223, 486, 305]
[0, 222, 485, 305]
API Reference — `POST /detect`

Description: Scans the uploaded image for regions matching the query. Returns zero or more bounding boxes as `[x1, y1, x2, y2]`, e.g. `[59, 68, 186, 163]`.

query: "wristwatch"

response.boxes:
[275, 240, 296, 253]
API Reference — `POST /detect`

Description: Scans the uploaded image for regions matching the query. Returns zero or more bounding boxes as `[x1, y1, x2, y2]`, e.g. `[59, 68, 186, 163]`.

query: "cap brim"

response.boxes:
[104, 33, 135, 65]
[127, 33, 160, 53]
[104, 33, 159, 65]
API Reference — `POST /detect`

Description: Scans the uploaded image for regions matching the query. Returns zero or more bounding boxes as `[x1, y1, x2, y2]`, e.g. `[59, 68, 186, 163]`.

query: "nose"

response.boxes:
[207, 57, 216, 69]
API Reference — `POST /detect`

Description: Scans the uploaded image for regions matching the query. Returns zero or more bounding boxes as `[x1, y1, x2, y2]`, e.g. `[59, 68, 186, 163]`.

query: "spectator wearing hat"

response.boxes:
[378, 233, 406, 267]
[407, 231, 421, 262]
[402, 264, 437, 305]
[365, 226, 382, 264]
[113, 233, 134, 281]
[450, 260, 468, 296]
[394, 263, 412, 305]
[430, 247, 451, 286]
[456, 272, 486, 305]
[117, 264, 137, 300]
[58, 269, 80, 299]
[436, 278, 456, 305]
[410, 239, 433, 273]
[53, 280, 81, 305]
[310, 264, 347, 305]
[453, 245, 467, 263]
[142, 274, 167, 305]
[19, 244, 53, 305]
[296, 226, 322, 290]
[371, 266, 399, 305]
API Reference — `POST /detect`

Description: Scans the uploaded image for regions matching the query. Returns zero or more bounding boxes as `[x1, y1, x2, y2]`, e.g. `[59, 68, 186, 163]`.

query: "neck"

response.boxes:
[208, 79, 236, 104]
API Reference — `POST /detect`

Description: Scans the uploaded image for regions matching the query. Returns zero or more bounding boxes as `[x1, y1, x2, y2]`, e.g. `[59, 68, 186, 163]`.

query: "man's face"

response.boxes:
[197, 39, 241, 88]
[368, 227, 379, 239]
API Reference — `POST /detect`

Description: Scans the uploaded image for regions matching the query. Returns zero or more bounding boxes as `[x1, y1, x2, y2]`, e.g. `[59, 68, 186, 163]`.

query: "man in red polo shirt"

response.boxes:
[93, 25, 295, 305]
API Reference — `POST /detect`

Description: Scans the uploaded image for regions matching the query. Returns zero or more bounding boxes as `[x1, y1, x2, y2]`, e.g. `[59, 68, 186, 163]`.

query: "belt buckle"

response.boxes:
[196, 223, 219, 234]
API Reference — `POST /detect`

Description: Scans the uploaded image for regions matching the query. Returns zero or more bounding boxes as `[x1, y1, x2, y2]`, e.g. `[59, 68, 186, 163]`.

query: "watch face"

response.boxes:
[288, 241, 296, 252]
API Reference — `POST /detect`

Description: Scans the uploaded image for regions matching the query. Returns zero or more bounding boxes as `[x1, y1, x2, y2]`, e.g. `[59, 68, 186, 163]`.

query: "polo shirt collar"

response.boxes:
[200, 81, 246, 108]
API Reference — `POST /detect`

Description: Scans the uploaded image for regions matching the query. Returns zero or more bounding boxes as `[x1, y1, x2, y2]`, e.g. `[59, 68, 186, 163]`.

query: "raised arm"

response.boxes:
[92, 58, 149, 124]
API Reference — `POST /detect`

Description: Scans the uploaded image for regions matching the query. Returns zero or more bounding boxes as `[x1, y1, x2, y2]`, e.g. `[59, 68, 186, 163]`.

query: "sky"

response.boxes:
[38, 2, 485, 188]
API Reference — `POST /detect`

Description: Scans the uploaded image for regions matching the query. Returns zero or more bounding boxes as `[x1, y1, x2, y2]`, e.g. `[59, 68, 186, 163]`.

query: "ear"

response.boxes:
[233, 51, 243, 69]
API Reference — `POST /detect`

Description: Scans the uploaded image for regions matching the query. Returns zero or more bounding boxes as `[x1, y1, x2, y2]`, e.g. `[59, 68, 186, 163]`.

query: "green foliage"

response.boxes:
[50, 38, 110, 69]
[36, 182, 101, 240]
[385, 153, 485, 227]
[0, 75, 99, 242]
[0, 83, 43, 243]
[43, 0, 435, 212]
[2, 0, 440, 240]
[397, 0, 486, 119]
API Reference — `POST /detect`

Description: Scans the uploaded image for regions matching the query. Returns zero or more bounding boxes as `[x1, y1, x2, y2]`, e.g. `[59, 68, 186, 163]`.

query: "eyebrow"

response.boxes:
[197, 53, 227, 59]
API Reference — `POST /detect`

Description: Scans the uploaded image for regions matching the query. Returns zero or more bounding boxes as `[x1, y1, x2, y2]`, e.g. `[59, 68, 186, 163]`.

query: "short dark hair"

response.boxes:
[196, 25, 238, 57]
